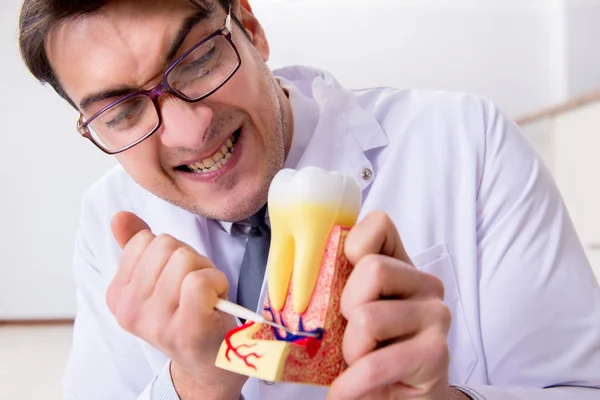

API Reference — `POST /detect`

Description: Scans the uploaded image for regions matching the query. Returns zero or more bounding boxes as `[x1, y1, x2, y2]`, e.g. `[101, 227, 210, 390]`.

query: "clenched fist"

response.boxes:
[107, 211, 246, 399]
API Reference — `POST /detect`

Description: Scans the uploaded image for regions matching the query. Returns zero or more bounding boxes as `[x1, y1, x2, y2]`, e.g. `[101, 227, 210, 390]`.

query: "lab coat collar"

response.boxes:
[283, 66, 389, 191]
[276, 66, 389, 153]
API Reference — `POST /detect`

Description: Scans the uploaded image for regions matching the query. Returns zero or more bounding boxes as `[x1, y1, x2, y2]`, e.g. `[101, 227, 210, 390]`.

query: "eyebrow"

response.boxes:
[165, 9, 214, 64]
[79, 9, 214, 111]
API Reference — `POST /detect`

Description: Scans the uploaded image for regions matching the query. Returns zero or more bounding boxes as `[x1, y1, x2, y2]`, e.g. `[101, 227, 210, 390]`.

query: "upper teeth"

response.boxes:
[187, 138, 234, 172]
[266, 167, 362, 314]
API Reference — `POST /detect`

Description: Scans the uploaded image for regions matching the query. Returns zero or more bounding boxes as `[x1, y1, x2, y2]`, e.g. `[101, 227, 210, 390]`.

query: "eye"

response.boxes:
[184, 46, 218, 70]
[174, 46, 220, 86]
[104, 98, 146, 130]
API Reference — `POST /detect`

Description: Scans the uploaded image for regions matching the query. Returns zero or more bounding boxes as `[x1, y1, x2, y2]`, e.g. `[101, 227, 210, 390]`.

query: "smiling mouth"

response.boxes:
[176, 128, 241, 174]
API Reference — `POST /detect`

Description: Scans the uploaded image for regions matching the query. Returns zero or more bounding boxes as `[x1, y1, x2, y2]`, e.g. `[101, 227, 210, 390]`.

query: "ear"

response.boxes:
[235, 0, 270, 62]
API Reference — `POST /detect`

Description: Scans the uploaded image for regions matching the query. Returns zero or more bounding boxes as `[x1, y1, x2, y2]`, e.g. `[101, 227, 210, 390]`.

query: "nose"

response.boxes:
[158, 96, 213, 149]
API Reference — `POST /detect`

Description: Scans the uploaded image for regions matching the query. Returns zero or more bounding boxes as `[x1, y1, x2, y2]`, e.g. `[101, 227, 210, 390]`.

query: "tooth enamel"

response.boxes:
[221, 145, 229, 155]
[225, 152, 232, 160]
[267, 167, 362, 313]
[188, 163, 198, 171]
[203, 158, 215, 168]
[195, 162, 205, 170]
[213, 152, 224, 163]
[227, 139, 233, 148]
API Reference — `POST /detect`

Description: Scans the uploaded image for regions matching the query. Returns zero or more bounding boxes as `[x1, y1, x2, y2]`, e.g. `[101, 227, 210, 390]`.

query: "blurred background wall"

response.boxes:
[1, 0, 599, 320]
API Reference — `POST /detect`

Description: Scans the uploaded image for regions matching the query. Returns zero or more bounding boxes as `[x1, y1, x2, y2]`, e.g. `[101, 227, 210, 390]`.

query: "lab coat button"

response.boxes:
[361, 168, 373, 181]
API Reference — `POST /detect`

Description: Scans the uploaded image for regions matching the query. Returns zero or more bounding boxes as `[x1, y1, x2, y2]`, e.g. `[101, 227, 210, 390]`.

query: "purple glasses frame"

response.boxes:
[76, 10, 241, 155]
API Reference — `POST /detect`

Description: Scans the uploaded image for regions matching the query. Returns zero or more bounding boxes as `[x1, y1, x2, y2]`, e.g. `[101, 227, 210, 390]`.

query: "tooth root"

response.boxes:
[292, 216, 333, 313]
[267, 228, 294, 311]
[267, 167, 362, 314]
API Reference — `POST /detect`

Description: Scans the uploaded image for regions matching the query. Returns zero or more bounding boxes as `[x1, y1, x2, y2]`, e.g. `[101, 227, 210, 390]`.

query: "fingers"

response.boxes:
[342, 299, 452, 366]
[154, 247, 219, 313]
[110, 211, 155, 287]
[179, 265, 230, 319]
[111, 211, 151, 250]
[175, 263, 232, 343]
[340, 255, 421, 318]
[107, 228, 154, 313]
[329, 332, 450, 400]
[341, 253, 446, 319]
[345, 211, 411, 265]
[109, 243, 226, 337]
[129, 234, 184, 300]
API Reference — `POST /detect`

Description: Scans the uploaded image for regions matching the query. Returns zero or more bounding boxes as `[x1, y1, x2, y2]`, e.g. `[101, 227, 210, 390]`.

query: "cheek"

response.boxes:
[215, 81, 281, 164]
[223, 70, 267, 109]
[116, 138, 165, 182]
[220, 36, 278, 112]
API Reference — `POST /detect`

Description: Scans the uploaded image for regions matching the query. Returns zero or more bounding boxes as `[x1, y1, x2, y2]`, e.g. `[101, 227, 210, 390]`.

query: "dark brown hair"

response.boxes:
[19, 0, 234, 108]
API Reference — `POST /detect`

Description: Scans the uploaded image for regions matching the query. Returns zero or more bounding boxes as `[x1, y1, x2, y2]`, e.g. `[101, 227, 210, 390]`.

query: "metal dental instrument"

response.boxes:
[215, 299, 320, 338]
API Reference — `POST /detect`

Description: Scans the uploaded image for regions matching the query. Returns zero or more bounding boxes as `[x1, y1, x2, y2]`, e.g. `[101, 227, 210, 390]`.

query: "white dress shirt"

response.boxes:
[62, 66, 600, 400]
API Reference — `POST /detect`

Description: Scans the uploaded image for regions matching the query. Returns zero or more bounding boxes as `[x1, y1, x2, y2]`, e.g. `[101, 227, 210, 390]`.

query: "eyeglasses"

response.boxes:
[76, 9, 241, 155]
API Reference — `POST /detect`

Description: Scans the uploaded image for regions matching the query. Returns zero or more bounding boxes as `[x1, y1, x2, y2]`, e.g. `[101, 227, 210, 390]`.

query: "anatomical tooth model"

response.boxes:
[215, 167, 362, 386]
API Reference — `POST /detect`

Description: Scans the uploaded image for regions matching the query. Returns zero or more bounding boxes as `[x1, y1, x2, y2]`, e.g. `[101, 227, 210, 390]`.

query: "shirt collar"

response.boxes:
[215, 75, 320, 234]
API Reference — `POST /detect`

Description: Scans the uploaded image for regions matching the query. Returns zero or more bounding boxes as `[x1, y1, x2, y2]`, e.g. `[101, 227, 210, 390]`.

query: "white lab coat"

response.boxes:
[63, 66, 600, 400]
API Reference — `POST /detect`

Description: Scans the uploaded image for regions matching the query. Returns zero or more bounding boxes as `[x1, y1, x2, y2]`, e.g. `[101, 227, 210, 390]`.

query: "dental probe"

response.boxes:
[215, 299, 321, 338]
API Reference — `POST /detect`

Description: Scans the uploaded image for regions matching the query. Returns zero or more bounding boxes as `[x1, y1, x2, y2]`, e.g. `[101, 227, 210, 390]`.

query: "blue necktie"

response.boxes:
[237, 204, 270, 312]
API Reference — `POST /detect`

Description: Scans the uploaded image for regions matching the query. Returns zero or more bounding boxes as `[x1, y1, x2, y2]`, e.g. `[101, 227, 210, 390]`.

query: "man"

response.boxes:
[18, 0, 600, 399]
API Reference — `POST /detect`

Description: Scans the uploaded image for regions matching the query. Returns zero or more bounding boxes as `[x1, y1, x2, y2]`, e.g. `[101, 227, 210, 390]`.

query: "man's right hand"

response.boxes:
[107, 211, 246, 399]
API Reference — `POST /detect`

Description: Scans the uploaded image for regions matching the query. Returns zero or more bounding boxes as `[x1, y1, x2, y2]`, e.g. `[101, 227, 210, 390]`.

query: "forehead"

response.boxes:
[45, 0, 221, 107]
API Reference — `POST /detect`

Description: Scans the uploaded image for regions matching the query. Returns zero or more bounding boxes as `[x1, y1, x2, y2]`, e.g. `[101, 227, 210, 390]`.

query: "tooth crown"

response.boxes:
[267, 167, 361, 314]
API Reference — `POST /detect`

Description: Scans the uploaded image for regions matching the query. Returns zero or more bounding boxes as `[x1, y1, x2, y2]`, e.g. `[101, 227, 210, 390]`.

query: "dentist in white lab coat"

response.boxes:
[62, 65, 600, 400]
[18, 0, 599, 399]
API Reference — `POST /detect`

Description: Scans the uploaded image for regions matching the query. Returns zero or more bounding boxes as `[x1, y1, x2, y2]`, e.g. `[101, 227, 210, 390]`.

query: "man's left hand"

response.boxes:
[328, 211, 467, 400]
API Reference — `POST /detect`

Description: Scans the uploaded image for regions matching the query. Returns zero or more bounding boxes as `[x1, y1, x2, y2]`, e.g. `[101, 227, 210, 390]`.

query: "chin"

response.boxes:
[218, 188, 270, 222]
[176, 184, 268, 222]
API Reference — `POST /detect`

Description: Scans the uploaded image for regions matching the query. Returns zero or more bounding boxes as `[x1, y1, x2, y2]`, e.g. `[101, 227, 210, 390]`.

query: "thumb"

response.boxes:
[111, 211, 152, 250]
